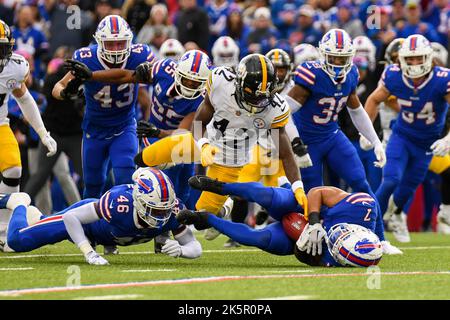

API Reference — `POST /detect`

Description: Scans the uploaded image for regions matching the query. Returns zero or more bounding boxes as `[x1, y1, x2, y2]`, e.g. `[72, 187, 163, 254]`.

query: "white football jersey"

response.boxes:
[205, 67, 290, 167]
[0, 54, 29, 125]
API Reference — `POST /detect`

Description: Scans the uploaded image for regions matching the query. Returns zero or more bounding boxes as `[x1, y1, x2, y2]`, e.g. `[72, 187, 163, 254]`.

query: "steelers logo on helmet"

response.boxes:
[175, 50, 211, 99]
[384, 38, 405, 65]
[0, 20, 15, 73]
[235, 54, 278, 114]
[318, 29, 355, 81]
[265, 48, 293, 93]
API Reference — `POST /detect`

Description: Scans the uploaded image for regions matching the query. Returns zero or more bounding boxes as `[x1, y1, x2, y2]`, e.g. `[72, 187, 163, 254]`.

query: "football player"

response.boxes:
[53, 15, 155, 200]
[0, 168, 202, 265]
[285, 29, 397, 254]
[365, 34, 450, 242]
[0, 19, 56, 251]
[179, 175, 382, 267]
[211, 36, 240, 70]
[159, 39, 186, 62]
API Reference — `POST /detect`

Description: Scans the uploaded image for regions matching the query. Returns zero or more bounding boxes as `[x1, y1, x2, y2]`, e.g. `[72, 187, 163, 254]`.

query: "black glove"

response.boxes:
[64, 59, 92, 81]
[137, 120, 161, 138]
[61, 78, 84, 100]
[291, 137, 309, 157]
[176, 209, 211, 230]
[134, 62, 152, 83]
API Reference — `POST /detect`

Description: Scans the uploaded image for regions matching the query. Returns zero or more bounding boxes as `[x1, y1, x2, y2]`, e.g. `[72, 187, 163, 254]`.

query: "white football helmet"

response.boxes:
[131, 167, 176, 228]
[212, 36, 240, 68]
[159, 39, 185, 61]
[94, 15, 133, 65]
[353, 35, 377, 72]
[398, 34, 433, 79]
[293, 43, 320, 66]
[318, 29, 355, 80]
[175, 50, 211, 99]
[326, 223, 383, 267]
[431, 42, 448, 67]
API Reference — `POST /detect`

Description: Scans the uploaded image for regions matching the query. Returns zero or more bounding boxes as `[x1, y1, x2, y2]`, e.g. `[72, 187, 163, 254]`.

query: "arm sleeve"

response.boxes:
[174, 227, 202, 259]
[285, 115, 300, 141]
[15, 89, 47, 137]
[62, 202, 100, 249]
[347, 105, 382, 146]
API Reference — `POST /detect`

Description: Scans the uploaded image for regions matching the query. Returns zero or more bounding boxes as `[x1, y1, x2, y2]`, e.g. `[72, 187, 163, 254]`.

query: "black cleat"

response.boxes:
[255, 209, 269, 226]
[188, 175, 225, 195]
[177, 209, 211, 230]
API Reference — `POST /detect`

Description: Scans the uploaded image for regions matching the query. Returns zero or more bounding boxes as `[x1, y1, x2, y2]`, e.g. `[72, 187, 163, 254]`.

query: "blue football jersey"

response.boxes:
[73, 44, 155, 138]
[83, 184, 185, 246]
[381, 65, 450, 149]
[321, 192, 378, 267]
[292, 61, 359, 144]
[149, 58, 203, 130]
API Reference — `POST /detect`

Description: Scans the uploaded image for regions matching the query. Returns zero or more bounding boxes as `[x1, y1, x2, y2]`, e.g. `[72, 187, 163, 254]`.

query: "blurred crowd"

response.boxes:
[0, 0, 449, 221]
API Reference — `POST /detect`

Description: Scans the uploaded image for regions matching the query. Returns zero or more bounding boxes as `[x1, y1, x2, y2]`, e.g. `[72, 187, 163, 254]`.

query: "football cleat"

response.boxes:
[103, 245, 119, 255]
[0, 193, 31, 210]
[223, 238, 240, 248]
[437, 204, 450, 235]
[176, 209, 211, 230]
[204, 227, 221, 241]
[381, 240, 403, 255]
[390, 212, 411, 243]
[188, 175, 225, 195]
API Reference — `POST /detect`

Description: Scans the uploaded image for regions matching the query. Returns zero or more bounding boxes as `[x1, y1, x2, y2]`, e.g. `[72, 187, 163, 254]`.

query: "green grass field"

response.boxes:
[0, 232, 449, 300]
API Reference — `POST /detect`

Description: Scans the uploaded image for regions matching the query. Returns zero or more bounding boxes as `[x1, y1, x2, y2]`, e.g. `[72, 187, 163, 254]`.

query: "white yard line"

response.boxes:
[0, 271, 448, 297]
[259, 269, 313, 273]
[0, 267, 33, 271]
[74, 294, 143, 300]
[255, 295, 315, 300]
[122, 269, 177, 273]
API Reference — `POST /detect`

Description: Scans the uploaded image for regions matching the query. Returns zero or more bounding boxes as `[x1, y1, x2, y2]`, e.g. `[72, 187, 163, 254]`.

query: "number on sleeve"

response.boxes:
[364, 209, 372, 222]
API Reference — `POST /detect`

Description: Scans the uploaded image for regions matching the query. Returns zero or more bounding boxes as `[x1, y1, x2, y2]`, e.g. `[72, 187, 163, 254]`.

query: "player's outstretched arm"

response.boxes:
[364, 84, 391, 122]
[286, 84, 310, 113]
[62, 201, 109, 265]
[161, 227, 202, 259]
[13, 82, 57, 157]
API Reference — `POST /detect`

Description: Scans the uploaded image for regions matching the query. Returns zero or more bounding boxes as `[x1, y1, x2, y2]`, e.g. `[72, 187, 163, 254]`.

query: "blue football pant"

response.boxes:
[301, 131, 384, 240]
[164, 163, 194, 205]
[82, 125, 138, 199]
[376, 132, 433, 215]
[7, 199, 95, 252]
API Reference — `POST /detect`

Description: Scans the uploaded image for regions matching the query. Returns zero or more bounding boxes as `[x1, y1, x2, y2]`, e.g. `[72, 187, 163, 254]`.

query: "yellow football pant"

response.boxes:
[429, 154, 450, 175]
[0, 124, 21, 172]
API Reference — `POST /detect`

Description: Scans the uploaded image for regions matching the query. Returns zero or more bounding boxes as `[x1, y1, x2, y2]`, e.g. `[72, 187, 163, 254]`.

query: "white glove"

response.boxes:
[359, 134, 374, 151]
[85, 251, 109, 265]
[294, 153, 313, 168]
[40, 131, 57, 157]
[373, 143, 386, 168]
[161, 239, 182, 258]
[296, 223, 326, 256]
[431, 136, 450, 157]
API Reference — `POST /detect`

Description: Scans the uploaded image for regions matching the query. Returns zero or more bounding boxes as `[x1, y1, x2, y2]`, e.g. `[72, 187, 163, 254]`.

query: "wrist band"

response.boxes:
[308, 211, 320, 225]
[197, 137, 210, 149]
[291, 180, 304, 192]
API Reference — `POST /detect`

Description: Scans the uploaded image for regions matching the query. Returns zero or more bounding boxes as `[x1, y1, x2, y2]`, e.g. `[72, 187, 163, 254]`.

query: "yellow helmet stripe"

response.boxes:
[259, 55, 267, 92]
[274, 49, 279, 63]
[0, 23, 5, 39]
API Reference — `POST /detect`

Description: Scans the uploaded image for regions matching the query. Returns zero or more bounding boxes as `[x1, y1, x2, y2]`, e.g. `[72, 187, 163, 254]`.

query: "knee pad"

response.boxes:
[1, 167, 22, 187]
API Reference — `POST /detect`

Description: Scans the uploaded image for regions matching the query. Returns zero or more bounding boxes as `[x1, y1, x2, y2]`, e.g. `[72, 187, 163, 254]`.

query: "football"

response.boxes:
[281, 212, 308, 241]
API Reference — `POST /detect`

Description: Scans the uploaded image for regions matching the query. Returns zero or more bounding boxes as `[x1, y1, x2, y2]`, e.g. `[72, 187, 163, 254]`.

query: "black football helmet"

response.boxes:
[0, 20, 14, 73]
[384, 38, 404, 65]
[235, 54, 278, 114]
[265, 48, 293, 93]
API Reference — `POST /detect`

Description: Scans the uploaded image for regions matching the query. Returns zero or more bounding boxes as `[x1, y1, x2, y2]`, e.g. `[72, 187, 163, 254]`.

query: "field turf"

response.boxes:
[0, 232, 449, 300]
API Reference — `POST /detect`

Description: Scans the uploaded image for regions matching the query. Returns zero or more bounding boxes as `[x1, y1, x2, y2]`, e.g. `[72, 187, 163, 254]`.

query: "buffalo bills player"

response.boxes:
[64, 50, 211, 204]
[365, 34, 450, 243]
[0, 168, 202, 265]
[53, 15, 155, 199]
[285, 29, 400, 255]
[179, 175, 382, 267]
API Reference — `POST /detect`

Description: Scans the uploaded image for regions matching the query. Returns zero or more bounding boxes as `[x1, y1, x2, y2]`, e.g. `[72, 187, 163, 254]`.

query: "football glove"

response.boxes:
[431, 135, 450, 157]
[64, 59, 92, 81]
[296, 223, 326, 256]
[200, 144, 219, 167]
[37, 130, 57, 157]
[60, 77, 84, 100]
[292, 182, 308, 216]
[291, 137, 312, 168]
[161, 239, 182, 258]
[134, 62, 152, 83]
[373, 143, 386, 168]
[85, 250, 109, 265]
[136, 120, 161, 138]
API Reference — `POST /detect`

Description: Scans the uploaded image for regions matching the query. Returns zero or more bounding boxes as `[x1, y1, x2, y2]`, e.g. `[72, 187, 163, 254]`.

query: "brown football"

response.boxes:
[281, 212, 308, 241]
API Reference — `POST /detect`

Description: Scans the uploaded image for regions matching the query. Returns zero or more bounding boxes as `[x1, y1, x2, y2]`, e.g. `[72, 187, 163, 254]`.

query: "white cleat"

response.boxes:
[381, 240, 403, 255]
[383, 196, 396, 232]
[437, 205, 450, 235]
[390, 212, 411, 243]
[6, 193, 31, 211]
[204, 227, 221, 241]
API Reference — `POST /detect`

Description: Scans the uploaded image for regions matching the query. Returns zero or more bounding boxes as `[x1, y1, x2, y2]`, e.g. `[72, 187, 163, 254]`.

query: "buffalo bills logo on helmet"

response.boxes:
[181, 52, 190, 62]
[137, 178, 154, 193]
[354, 238, 380, 254]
